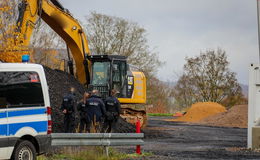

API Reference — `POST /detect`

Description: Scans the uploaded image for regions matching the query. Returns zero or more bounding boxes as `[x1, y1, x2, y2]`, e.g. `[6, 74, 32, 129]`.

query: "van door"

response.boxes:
[0, 72, 10, 159]
[3, 71, 45, 134]
[0, 98, 8, 137]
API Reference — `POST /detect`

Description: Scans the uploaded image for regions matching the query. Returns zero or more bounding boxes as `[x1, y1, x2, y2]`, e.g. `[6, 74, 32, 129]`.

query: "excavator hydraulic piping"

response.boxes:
[83, 59, 90, 86]
[79, 29, 90, 86]
[66, 44, 74, 75]
[17, 2, 27, 33]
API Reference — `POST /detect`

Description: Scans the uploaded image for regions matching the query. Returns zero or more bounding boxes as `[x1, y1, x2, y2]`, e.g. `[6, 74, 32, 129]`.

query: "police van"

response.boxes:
[0, 63, 52, 160]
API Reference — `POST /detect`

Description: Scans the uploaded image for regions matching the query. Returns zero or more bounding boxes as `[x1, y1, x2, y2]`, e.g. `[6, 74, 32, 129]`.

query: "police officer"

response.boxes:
[84, 90, 106, 132]
[77, 91, 91, 132]
[103, 89, 121, 133]
[61, 87, 76, 133]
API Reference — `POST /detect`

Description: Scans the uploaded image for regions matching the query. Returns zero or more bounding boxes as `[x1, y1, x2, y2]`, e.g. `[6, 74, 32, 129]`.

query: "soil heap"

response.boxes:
[44, 67, 84, 133]
[198, 105, 248, 128]
[173, 102, 227, 122]
[44, 67, 135, 133]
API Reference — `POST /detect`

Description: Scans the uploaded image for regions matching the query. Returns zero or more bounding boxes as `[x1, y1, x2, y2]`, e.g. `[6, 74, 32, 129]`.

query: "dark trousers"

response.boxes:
[79, 118, 91, 133]
[64, 114, 75, 133]
[102, 119, 117, 133]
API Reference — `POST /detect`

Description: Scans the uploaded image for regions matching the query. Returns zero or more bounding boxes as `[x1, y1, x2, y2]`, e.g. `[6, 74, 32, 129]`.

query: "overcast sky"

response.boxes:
[60, 0, 259, 84]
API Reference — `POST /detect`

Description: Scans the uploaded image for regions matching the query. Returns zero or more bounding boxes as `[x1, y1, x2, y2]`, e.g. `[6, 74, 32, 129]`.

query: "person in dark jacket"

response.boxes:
[77, 91, 91, 132]
[84, 89, 106, 132]
[103, 89, 121, 133]
[60, 87, 76, 133]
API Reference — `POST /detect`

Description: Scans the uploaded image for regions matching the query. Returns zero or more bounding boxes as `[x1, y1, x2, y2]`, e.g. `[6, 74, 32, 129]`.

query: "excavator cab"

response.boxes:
[88, 55, 130, 99]
[88, 55, 147, 127]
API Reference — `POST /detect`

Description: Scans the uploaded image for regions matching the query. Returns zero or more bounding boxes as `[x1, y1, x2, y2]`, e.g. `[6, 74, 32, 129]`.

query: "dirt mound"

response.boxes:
[44, 67, 135, 133]
[44, 67, 84, 133]
[173, 102, 226, 122]
[198, 105, 248, 128]
[113, 117, 136, 133]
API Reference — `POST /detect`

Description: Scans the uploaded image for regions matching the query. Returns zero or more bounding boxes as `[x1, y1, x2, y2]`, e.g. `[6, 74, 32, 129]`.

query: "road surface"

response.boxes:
[119, 116, 260, 160]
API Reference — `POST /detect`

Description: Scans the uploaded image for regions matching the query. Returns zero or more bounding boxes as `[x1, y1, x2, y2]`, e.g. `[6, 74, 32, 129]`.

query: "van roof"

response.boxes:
[0, 63, 44, 70]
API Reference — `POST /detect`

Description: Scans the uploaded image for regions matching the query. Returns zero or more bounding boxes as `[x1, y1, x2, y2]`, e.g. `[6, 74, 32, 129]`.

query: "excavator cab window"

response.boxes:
[92, 62, 110, 85]
[89, 55, 128, 99]
[112, 61, 127, 98]
[91, 61, 110, 98]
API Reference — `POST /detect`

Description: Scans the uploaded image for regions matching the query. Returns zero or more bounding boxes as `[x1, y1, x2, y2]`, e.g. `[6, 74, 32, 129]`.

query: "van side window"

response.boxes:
[0, 72, 44, 107]
[0, 97, 7, 109]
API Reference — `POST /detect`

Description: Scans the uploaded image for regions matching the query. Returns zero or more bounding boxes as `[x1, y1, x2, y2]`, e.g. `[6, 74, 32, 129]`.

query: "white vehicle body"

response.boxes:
[0, 63, 51, 159]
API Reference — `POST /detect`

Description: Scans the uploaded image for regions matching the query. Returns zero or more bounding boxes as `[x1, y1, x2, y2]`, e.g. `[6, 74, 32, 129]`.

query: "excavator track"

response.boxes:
[120, 104, 147, 128]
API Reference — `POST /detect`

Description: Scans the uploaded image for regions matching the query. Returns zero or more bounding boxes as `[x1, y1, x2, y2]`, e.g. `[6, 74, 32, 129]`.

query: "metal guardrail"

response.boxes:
[51, 133, 144, 146]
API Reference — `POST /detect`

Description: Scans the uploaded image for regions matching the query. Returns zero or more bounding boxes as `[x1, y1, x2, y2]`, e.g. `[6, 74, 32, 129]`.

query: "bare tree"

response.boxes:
[30, 21, 65, 50]
[85, 12, 162, 76]
[146, 77, 174, 113]
[85, 12, 168, 111]
[173, 49, 244, 108]
[172, 75, 196, 109]
[30, 21, 66, 68]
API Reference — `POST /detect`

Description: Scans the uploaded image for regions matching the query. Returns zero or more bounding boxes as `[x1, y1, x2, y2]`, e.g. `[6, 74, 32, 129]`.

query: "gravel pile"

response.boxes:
[44, 67, 84, 133]
[198, 105, 248, 128]
[113, 117, 136, 133]
[173, 102, 226, 122]
[44, 67, 136, 133]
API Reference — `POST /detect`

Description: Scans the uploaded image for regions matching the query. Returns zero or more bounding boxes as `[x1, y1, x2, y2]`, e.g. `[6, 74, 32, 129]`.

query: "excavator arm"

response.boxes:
[16, 0, 90, 84]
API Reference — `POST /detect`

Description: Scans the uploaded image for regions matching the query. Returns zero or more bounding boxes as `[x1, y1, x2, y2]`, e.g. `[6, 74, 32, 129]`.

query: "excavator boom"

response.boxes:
[17, 0, 90, 84]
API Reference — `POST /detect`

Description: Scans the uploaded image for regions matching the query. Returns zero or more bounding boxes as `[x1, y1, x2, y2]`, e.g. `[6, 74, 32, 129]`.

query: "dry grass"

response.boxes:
[38, 146, 152, 160]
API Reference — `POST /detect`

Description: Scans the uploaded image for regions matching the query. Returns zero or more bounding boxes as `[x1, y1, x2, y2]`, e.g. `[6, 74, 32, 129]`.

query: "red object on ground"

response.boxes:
[136, 119, 141, 154]
[136, 119, 141, 133]
[173, 112, 183, 117]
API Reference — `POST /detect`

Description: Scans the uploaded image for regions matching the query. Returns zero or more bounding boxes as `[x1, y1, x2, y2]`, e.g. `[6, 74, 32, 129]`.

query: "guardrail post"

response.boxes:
[136, 120, 141, 154]
[104, 146, 109, 157]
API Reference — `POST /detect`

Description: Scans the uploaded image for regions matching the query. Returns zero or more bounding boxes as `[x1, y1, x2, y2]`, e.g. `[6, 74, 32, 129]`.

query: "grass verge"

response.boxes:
[148, 113, 172, 116]
[37, 146, 152, 160]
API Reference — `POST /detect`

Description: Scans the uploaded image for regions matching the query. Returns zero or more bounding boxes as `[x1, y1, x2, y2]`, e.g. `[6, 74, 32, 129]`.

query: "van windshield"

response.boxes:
[0, 72, 44, 108]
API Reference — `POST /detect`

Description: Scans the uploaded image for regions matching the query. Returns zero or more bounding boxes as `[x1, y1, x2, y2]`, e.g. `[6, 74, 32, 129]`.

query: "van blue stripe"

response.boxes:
[0, 112, 6, 118]
[0, 124, 7, 136]
[0, 108, 46, 119]
[0, 121, 47, 136]
[8, 108, 46, 118]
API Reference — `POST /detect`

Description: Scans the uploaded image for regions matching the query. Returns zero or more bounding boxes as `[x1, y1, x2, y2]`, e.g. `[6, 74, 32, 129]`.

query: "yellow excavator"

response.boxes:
[15, 0, 147, 126]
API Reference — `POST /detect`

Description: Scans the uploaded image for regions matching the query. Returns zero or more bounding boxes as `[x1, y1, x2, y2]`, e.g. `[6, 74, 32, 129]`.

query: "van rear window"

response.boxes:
[0, 72, 44, 108]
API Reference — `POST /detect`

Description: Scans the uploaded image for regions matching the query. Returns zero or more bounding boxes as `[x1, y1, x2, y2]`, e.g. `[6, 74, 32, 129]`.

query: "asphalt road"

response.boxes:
[119, 116, 260, 160]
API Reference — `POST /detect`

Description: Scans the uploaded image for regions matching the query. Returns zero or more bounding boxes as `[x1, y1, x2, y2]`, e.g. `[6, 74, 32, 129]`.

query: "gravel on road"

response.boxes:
[116, 116, 260, 160]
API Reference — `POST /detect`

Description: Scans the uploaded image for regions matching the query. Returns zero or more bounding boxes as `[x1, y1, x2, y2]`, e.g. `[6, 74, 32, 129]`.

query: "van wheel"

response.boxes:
[12, 140, 36, 160]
